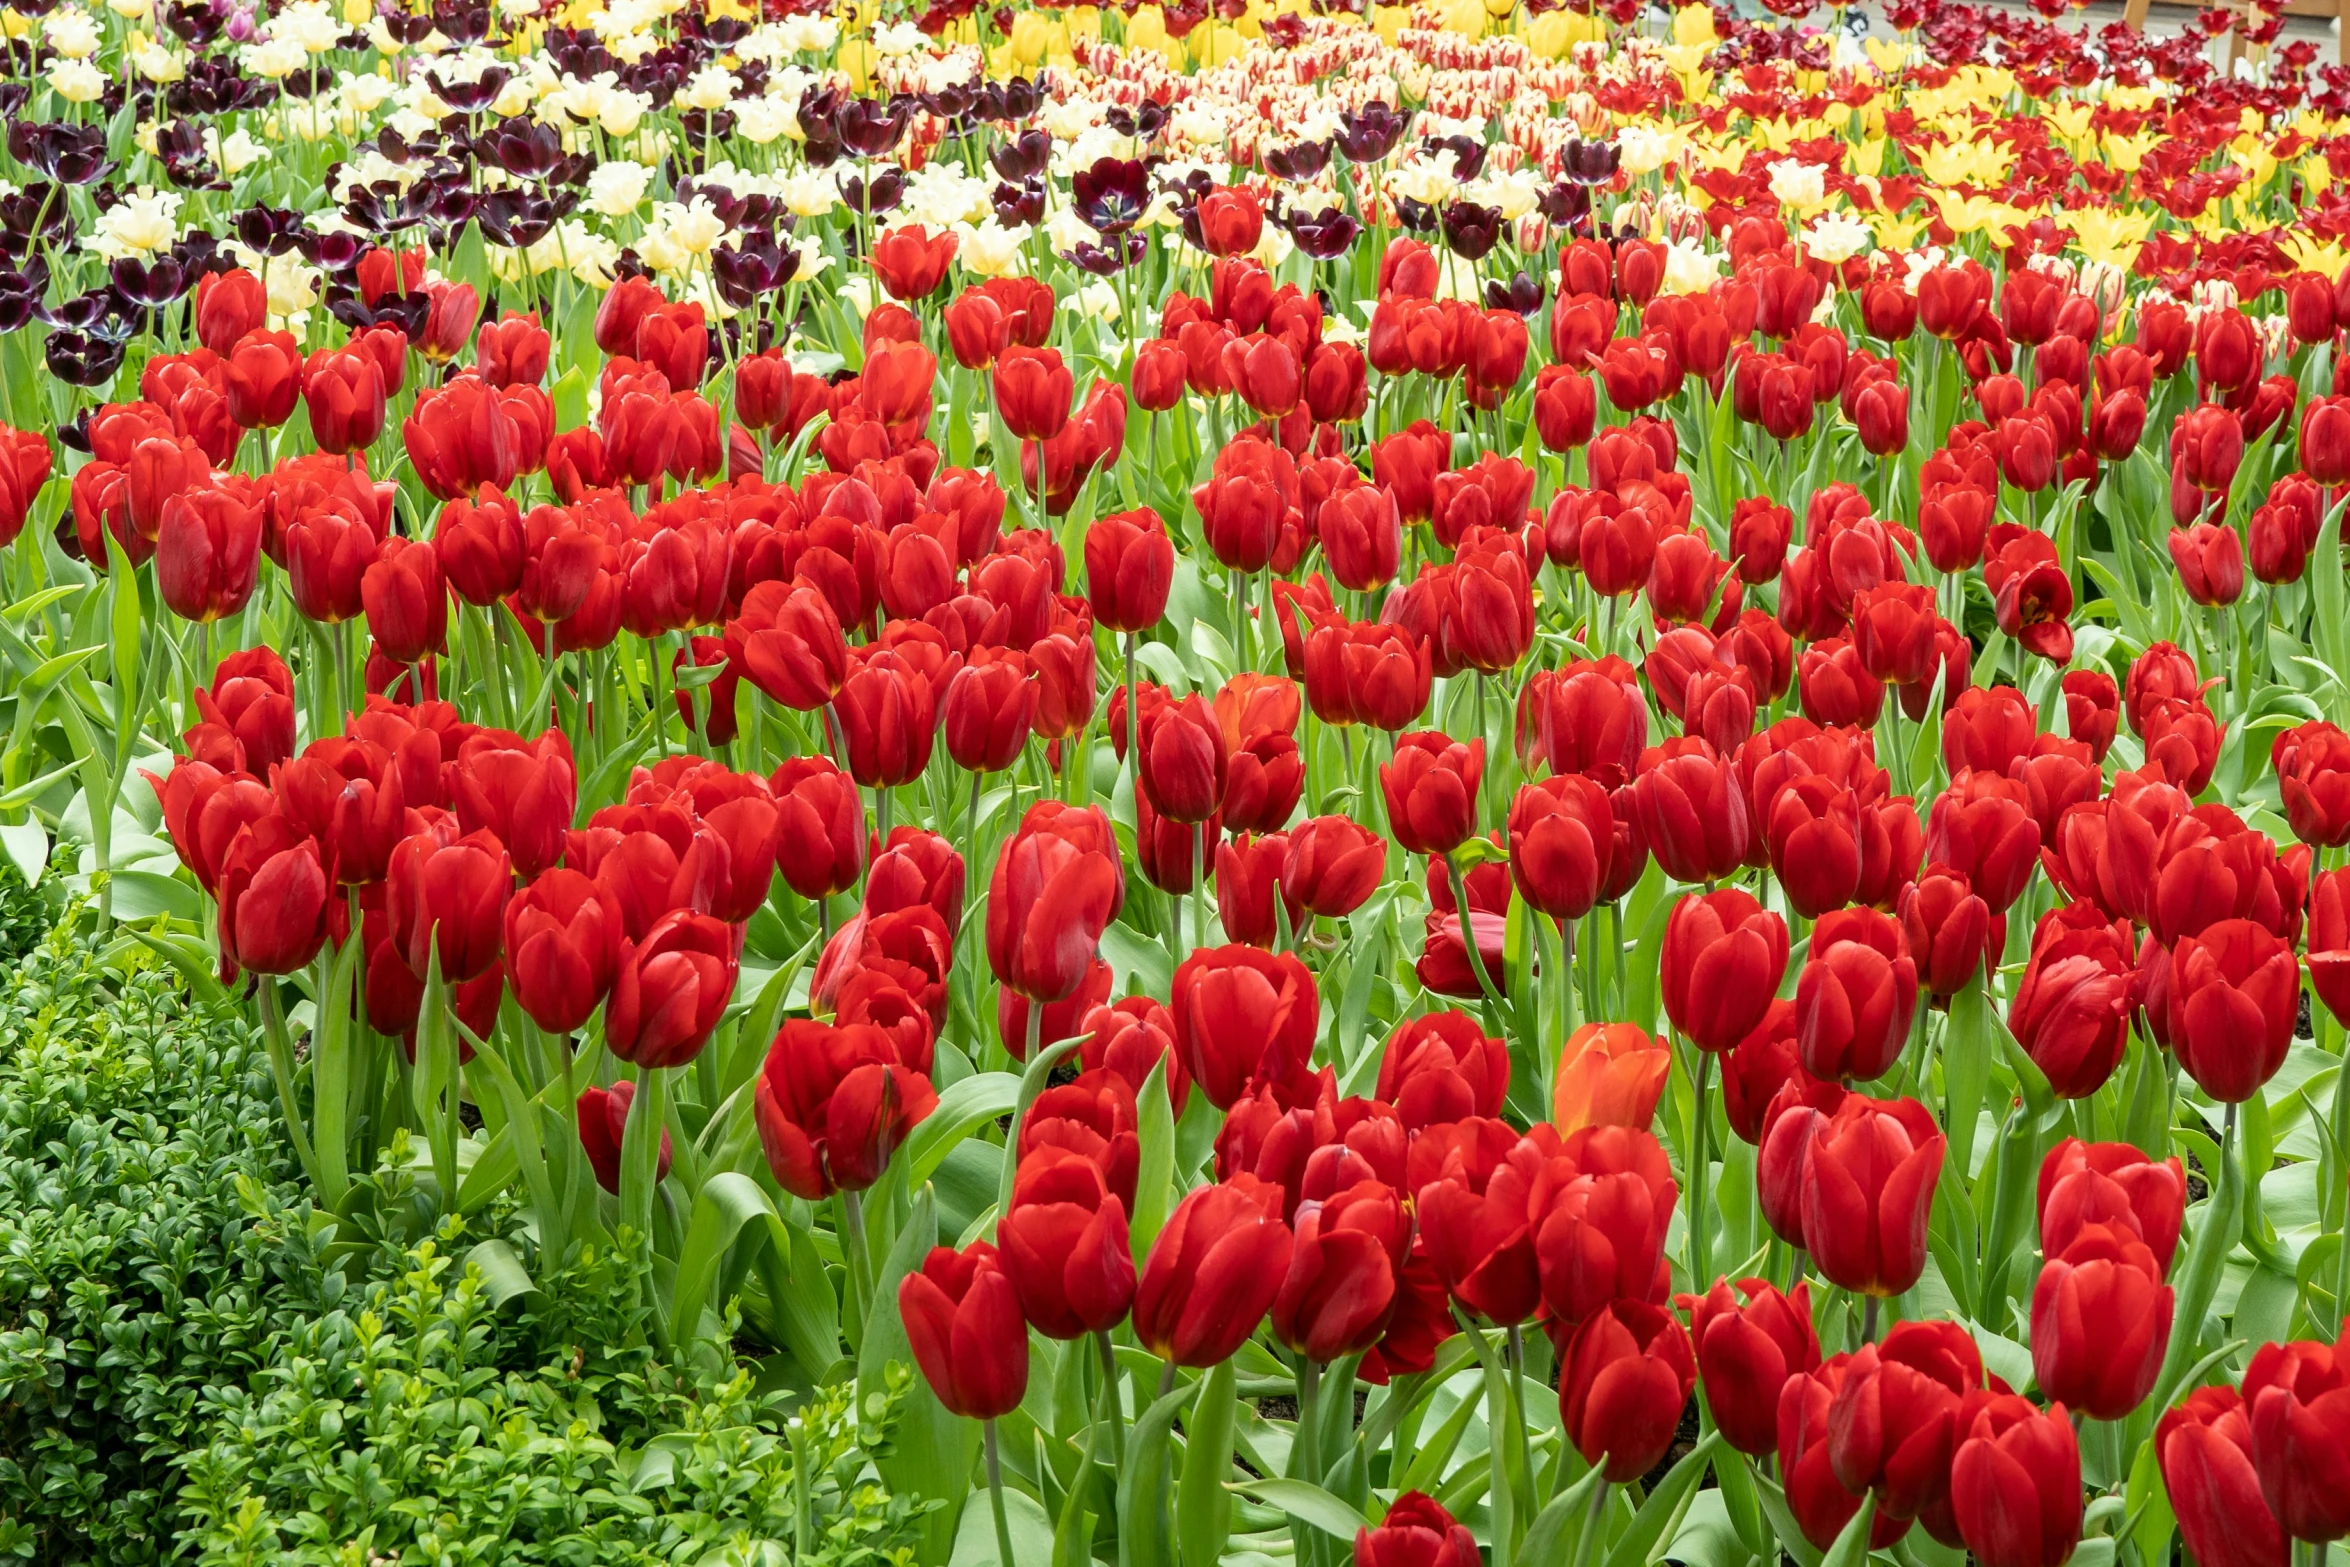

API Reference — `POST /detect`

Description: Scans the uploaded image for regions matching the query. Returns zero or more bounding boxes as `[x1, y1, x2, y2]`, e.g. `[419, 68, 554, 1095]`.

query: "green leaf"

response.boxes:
[1746, 1460, 1825, 1567]
[464, 1237, 537, 1304]
[1943, 980, 1995, 1178]
[1516, 1464, 1607, 1567]
[1131, 1054, 1177, 1264]
[949, 1483, 1055, 1567]
[1605, 1432, 1720, 1567]
[668, 1172, 781, 1350]
[1178, 1360, 1239, 1567]
[1118, 1381, 1198, 1567]
[905, 1070, 1019, 1190]
[1224, 1477, 1372, 1540]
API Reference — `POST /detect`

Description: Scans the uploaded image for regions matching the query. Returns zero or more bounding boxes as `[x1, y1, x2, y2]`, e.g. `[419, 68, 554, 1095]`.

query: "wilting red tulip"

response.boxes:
[999, 1147, 1136, 1338]
[899, 1242, 1027, 1419]
[1134, 1173, 1294, 1366]
[2168, 918, 2298, 1103]
[576, 1080, 670, 1195]
[1353, 1493, 1481, 1567]
[1802, 1094, 1945, 1297]
[2031, 1234, 2170, 1421]
[988, 801, 1123, 1002]
[504, 868, 622, 1034]
[1950, 1394, 2082, 1567]
[1795, 907, 1919, 1084]
[1682, 1276, 1821, 1456]
[1560, 1300, 1698, 1482]
[605, 909, 738, 1068]
[2161, 1386, 2290, 1567]
[1827, 1318, 1981, 1527]
[1552, 1023, 1671, 1136]
[1662, 888, 1789, 1054]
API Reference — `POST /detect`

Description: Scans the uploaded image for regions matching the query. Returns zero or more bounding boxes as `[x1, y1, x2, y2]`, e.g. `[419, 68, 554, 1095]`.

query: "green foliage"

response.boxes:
[0, 853, 62, 967]
[177, 1234, 934, 1567]
[0, 907, 334, 1565]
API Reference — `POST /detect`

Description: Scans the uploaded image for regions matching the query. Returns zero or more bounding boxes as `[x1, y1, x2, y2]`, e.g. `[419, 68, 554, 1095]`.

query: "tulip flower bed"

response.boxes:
[20, 0, 2350, 1563]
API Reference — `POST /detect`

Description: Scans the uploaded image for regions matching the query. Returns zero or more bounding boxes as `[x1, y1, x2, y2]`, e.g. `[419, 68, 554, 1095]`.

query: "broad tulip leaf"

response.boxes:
[1223, 1477, 1371, 1540]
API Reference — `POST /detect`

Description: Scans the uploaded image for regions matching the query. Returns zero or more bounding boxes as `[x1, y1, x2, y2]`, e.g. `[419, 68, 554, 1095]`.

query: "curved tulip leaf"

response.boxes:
[904, 1069, 1020, 1192]
[948, 1481, 1054, 1567]
[667, 1171, 781, 1352]
[1744, 1460, 1825, 1567]
[462, 1237, 537, 1305]
[1817, 1493, 1876, 1567]
[1516, 1461, 1606, 1567]
[1223, 1477, 1371, 1540]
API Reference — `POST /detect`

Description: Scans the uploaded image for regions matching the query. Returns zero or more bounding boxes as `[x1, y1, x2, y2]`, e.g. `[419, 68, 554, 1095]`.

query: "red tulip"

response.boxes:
[900, 1242, 1028, 1419]
[988, 801, 1123, 1002]
[1682, 1276, 1821, 1456]
[2168, 918, 2298, 1103]
[1826, 1319, 1982, 1528]
[605, 909, 737, 1069]
[999, 1146, 1136, 1338]
[1662, 888, 1789, 1054]
[755, 1018, 936, 1199]
[1533, 1119, 1675, 1325]
[2030, 1233, 2170, 1421]
[1560, 1299, 1698, 1482]
[503, 867, 621, 1034]
[2160, 1386, 2290, 1567]
[1084, 508, 1175, 633]
[1381, 732, 1483, 857]
[1949, 1393, 2082, 1567]
[1801, 1093, 1945, 1297]
[387, 825, 510, 983]
[156, 485, 264, 624]
[215, 813, 332, 977]
[1795, 906, 1919, 1083]
[1134, 1173, 1294, 1366]
[1272, 1177, 1406, 1361]
[1353, 1493, 1480, 1567]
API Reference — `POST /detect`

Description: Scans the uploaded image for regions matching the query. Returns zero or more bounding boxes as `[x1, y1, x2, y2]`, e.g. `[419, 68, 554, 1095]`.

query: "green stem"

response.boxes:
[1567, 1480, 1609, 1567]
[1444, 855, 1508, 1021]
[985, 1420, 1018, 1567]
[1096, 1327, 1127, 1471]
[255, 979, 321, 1188]
[1690, 1047, 1715, 1289]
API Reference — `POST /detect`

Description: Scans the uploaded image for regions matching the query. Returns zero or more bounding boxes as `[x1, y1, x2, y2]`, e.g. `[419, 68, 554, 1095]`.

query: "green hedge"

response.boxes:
[178, 1236, 931, 1567]
[0, 903, 333, 1564]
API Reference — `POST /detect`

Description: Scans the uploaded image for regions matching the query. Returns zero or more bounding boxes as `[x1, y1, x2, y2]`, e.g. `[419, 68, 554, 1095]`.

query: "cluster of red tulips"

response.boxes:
[21, 141, 2350, 1567]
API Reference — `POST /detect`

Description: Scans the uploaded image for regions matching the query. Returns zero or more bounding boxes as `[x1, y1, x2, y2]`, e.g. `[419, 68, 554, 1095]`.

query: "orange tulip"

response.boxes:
[1553, 1023, 1671, 1135]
